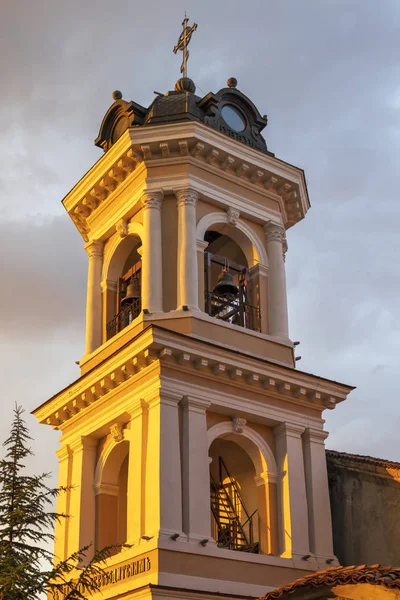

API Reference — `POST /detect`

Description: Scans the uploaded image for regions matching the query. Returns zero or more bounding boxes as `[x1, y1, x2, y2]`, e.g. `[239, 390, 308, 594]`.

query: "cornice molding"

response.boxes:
[63, 121, 309, 241]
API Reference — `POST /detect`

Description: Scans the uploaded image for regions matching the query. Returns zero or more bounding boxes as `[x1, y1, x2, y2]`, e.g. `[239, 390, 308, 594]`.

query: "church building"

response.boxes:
[33, 19, 355, 600]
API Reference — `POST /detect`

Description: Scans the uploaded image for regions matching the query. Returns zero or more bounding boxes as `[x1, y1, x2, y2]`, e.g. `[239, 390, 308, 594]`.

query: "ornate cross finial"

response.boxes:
[173, 14, 198, 78]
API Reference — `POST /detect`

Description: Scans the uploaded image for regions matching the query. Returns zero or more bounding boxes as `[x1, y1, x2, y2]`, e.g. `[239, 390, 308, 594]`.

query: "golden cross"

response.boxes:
[173, 14, 198, 78]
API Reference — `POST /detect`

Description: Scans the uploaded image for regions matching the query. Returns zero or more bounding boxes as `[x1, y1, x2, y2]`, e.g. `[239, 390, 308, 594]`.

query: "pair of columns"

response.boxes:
[275, 423, 335, 563]
[127, 392, 212, 543]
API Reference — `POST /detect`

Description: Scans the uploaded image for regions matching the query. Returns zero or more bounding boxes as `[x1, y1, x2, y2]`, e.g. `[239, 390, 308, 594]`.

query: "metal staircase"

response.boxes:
[210, 456, 259, 553]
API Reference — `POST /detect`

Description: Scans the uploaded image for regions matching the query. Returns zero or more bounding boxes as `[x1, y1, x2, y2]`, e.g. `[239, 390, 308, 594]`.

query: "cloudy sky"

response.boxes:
[1, 0, 399, 479]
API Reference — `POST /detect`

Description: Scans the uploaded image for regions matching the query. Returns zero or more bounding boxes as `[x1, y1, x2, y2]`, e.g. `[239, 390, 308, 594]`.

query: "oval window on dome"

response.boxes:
[221, 105, 246, 132]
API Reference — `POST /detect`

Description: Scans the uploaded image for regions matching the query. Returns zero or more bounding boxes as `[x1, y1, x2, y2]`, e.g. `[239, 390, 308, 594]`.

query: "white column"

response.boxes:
[54, 445, 72, 561]
[275, 423, 310, 560]
[175, 188, 199, 310]
[264, 222, 289, 339]
[126, 399, 148, 544]
[144, 390, 184, 539]
[181, 396, 214, 543]
[141, 191, 163, 313]
[303, 428, 337, 566]
[67, 436, 97, 563]
[84, 240, 103, 354]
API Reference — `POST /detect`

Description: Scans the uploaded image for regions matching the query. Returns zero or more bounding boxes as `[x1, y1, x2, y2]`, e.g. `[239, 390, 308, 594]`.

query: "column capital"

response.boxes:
[304, 427, 329, 444]
[84, 239, 103, 260]
[128, 398, 149, 419]
[248, 263, 269, 280]
[56, 444, 72, 462]
[174, 187, 199, 207]
[254, 471, 278, 486]
[141, 190, 163, 210]
[196, 239, 209, 252]
[180, 395, 211, 413]
[101, 278, 117, 292]
[264, 221, 286, 245]
[69, 435, 98, 453]
[275, 422, 305, 440]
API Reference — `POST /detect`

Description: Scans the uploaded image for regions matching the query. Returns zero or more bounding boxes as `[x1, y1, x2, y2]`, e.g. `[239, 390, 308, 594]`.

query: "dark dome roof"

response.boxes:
[95, 78, 272, 155]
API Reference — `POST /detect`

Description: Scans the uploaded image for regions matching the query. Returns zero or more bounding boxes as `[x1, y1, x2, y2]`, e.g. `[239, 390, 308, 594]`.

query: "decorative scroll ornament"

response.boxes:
[174, 187, 198, 207]
[227, 207, 240, 226]
[116, 218, 128, 239]
[232, 416, 247, 433]
[110, 423, 124, 443]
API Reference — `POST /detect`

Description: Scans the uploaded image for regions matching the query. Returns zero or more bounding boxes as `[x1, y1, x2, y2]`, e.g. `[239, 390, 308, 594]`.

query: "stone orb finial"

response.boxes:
[174, 77, 196, 93]
[227, 77, 238, 88]
[112, 90, 123, 101]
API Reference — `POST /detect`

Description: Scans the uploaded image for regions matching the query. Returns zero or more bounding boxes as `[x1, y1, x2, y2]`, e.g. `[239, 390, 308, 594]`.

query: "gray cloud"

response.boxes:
[0, 0, 399, 465]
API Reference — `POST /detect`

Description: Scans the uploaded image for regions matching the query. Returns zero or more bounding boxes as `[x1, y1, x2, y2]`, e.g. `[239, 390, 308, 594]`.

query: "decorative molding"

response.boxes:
[110, 423, 124, 443]
[115, 218, 128, 239]
[232, 416, 247, 433]
[37, 333, 351, 430]
[141, 190, 163, 210]
[226, 207, 240, 226]
[174, 187, 198, 208]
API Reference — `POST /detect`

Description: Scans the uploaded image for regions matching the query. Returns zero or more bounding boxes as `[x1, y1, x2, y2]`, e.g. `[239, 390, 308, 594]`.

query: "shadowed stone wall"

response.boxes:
[327, 450, 400, 567]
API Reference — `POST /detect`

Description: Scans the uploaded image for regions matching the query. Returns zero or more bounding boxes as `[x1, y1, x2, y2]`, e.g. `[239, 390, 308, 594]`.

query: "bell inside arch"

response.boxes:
[213, 268, 239, 299]
[121, 277, 141, 306]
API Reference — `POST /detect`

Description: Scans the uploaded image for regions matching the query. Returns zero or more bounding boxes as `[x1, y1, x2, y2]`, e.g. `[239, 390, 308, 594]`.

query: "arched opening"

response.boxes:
[95, 441, 129, 554]
[203, 226, 261, 332]
[103, 233, 143, 340]
[209, 438, 259, 553]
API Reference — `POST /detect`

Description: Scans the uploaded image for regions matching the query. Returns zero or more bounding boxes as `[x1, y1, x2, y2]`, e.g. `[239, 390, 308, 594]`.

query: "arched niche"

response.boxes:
[207, 422, 279, 556]
[197, 213, 268, 333]
[101, 222, 144, 341]
[94, 438, 129, 552]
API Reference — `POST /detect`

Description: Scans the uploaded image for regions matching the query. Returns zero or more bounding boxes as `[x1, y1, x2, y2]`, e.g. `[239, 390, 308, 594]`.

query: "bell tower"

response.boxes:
[34, 29, 354, 600]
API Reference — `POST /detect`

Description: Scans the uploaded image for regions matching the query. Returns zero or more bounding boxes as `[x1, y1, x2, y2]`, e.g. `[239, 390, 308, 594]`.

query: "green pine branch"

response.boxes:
[0, 405, 113, 600]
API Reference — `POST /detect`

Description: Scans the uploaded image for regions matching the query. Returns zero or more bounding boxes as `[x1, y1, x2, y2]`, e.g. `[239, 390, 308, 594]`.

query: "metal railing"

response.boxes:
[210, 457, 259, 553]
[204, 291, 261, 332]
[106, 298, 141, 340]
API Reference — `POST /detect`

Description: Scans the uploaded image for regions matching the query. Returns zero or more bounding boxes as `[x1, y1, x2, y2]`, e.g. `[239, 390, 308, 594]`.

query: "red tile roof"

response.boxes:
[259, 565, 400, 599]
[326, 449, 400, 469]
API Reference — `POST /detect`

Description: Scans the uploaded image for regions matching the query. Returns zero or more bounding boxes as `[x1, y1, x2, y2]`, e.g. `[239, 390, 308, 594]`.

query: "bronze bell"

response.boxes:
[213, 269, 239, 299]
[121, 277, 140, 306]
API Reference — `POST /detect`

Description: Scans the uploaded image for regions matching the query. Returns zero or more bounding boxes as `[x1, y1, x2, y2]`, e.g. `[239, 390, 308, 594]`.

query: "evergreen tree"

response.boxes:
[0, 405, 111, 599]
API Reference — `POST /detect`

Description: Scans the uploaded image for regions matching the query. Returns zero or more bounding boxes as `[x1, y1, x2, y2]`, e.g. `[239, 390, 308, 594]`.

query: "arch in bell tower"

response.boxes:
[102, 222, 144, 341]
[196, 211, 268, 268]
[207, 422, 279, 556]
[94, 435, 129, 552]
